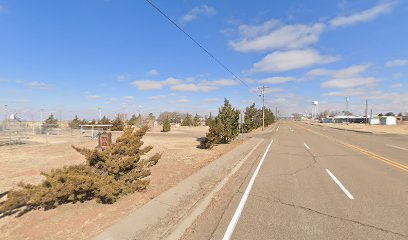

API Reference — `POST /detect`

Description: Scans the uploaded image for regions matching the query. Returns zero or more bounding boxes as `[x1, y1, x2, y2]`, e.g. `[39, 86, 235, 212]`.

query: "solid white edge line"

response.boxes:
[325, 169, 354, 200]
[164, 139, 264, 240]
[304, 143, 311, 150]
[222, 139, 274, 240]
[386, 144, 408, 152]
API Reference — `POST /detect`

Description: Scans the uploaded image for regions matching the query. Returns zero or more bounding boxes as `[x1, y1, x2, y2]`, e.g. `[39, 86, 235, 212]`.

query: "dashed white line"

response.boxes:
[276, 126, 279, 132]
[304, 143, 311, 150]
[386, 144, 408, 152]
[325, 169, 354, 200]
[222, 139, 274, 240]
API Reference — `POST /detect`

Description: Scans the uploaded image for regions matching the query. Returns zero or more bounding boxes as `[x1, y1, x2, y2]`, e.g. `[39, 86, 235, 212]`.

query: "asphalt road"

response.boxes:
[184, 121, 408, 240]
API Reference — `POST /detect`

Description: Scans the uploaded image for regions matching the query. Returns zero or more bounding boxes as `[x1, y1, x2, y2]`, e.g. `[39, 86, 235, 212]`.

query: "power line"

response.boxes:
[144, 0, 253, 91]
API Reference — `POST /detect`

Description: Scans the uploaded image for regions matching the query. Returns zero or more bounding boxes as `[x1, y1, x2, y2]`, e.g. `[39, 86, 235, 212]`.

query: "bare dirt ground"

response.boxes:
[0, 126, 244, 240]
[305, 121, 408, 135]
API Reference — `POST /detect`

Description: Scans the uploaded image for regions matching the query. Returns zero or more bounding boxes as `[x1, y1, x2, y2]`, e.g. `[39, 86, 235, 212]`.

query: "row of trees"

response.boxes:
[200, 99, 275, 149]
[161, 113, 203, 132]
[181, 113, 201, 127]
[242, 103, 275, 133]
[69, 114, 149, 131]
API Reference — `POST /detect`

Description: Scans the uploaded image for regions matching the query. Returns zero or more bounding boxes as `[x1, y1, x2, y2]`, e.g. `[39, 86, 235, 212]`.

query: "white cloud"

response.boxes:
[321, 77, 377, 88]
[131, 80, 163, 90]
[230, 21, 325, 52]
[385, 59, 408, 67]
[14, 99, 30, 103]
[132, 77, 237, 92]
[202, 79, 239, 86]
[330, 1, 395, 27]
[123, 96, 134, 101]
[131, 77, 182, 90]
[391, 83, 402, 88]
[27, 81, 49, 89]
[176, 97, 189, 103]
[237, 19, 281, 39]
[250, 49, 338, 73]
[116, 74, 127, 81]
[307, 64, 369, 78]
[149, 95, 167, 101]
[162, 77, 183, 85]
[259, 77, 296, 84]
[271, 98, 286, 103]
[181, 5, 216, 23]
[171, 78, 238, 92]
[87, 95, 101, 100]
[251, 87, 284, 94]
[392, 73, 401, 79]
[147, 69, 159, 76]
[171, 83, 216, 92]
[204, 98, 220, 103]
[323, 89, 367, 96]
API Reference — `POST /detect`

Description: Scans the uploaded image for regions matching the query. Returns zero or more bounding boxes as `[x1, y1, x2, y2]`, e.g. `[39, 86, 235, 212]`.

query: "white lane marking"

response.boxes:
[165, 139, 264, 240]
[304, 143, 311, 150]
[386, 144, 408, 152]
[222, 139, 274, 240]
[277, 126, 279, 132]
[325, 169, 354, 200]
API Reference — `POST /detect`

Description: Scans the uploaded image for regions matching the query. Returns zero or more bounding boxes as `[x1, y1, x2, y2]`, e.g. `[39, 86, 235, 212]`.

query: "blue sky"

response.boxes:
[0, 0, 407, 120]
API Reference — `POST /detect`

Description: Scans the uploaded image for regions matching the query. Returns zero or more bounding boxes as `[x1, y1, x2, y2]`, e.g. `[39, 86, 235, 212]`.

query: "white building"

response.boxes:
[380, 116, 397, 125]
[369, 118, 380, 125]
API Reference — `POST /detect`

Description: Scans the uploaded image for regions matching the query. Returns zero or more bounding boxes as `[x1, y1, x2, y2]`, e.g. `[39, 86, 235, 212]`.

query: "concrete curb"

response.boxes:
[95, 137, 264, 240]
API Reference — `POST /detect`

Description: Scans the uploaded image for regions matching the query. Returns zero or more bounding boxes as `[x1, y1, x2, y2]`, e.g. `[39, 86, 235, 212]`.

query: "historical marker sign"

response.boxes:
[98, 131, 112, 149]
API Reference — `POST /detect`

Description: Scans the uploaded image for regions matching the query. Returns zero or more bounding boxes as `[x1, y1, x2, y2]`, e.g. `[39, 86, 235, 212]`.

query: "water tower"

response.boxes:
[312, 101, 319, 119]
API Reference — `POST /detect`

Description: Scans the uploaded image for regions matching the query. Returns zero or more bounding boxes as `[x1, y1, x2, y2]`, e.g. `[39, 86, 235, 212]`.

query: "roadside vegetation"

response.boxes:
[162, 117, 171, 132]
[0, 127, 160, 217]
[201, 98, 275, 149]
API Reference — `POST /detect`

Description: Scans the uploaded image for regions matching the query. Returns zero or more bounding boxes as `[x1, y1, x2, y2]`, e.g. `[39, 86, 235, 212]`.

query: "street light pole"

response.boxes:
[258, 86, 270, 131]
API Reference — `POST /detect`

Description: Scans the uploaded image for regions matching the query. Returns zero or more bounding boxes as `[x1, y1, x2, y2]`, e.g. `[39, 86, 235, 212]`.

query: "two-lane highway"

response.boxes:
[182, 121, 408, 240]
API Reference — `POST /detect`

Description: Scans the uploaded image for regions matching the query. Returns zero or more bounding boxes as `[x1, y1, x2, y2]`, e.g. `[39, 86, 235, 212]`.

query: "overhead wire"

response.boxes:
[144, 0, 257, 94]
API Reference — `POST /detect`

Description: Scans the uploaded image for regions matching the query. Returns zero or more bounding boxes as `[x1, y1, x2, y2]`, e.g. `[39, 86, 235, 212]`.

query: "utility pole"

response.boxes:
[258, 86, 270, 131]
[345, 97, 350, 124]
[98, 108, 102, 121]
[240, 109, 244, 139]
[40, 109, 44, 122]
[276, 107, 278, 121]
[4, 105, 8, 130]
[365, 99, 368, 125]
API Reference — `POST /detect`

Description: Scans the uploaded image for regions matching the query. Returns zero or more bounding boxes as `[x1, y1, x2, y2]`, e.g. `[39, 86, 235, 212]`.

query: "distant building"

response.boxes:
[369, 117, 380, 125]
[380, 116, 397, 125]
[320, 116, 367, 124]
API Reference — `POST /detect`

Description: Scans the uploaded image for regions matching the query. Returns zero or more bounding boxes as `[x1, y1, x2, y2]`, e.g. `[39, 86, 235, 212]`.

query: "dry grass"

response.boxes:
[0, 125, 244, 240]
